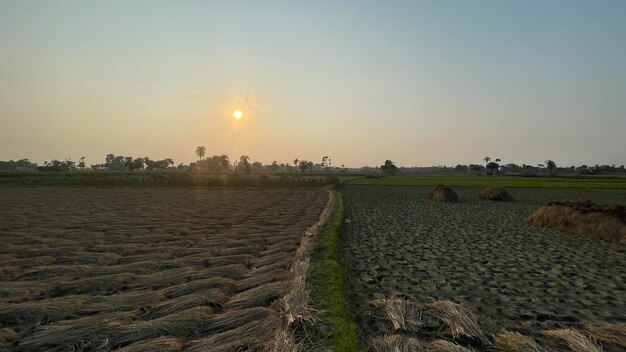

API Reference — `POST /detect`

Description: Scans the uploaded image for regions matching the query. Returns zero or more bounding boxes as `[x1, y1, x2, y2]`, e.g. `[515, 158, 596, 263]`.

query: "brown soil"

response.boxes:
[342, 185, 626, 351]
[0, 187, 328, 351]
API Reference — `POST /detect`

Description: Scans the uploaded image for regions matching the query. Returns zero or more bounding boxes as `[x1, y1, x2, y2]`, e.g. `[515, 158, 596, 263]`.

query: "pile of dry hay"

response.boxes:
[527, 200, 626, 244]
[368, 298, 489, 351]
[367, 298, 626, 352]
[426, 185, 459, 202]
[478, 187, 515, 202]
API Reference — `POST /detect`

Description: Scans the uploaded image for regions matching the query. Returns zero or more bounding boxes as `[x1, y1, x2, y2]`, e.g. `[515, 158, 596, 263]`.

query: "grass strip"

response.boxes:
[306, 191, 363, 351]
[346, 174, 626, 189]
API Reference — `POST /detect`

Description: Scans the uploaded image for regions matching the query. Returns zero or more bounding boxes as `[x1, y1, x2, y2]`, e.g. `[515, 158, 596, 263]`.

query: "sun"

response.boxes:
[233, 109, 242, 120]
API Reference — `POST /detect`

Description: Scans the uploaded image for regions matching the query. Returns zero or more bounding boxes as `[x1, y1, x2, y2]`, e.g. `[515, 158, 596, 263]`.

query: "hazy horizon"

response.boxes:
[1, 1, 625, 168]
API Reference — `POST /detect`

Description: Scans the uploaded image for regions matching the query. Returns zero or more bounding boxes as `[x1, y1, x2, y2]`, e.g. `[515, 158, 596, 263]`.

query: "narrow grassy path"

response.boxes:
[306, 191, 363, 351]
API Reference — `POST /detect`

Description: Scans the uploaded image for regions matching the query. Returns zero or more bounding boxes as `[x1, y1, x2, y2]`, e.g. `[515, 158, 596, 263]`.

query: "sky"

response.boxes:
[1, 0, 625, 168]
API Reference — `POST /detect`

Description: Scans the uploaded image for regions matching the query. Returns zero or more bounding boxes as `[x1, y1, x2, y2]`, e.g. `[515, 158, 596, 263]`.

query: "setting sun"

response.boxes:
[233, 109, 242, 120]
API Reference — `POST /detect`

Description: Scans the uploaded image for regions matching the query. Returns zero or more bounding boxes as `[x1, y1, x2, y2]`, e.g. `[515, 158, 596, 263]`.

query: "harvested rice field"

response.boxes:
[0, 187, 329, 351]
[341, 185, 626, 351]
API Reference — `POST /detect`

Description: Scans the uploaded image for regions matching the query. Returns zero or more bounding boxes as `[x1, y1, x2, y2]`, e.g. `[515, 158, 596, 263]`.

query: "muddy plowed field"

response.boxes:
[0, 187, 328, 351]
[342, 185, 626, 348]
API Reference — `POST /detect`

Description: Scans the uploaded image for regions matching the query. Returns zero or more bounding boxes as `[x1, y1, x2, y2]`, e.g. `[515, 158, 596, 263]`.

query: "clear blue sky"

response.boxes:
[1, 0, 625, 167]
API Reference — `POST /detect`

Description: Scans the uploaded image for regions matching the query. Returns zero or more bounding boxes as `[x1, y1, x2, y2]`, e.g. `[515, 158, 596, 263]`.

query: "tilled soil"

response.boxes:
[0, 187, 328, 351]
[341, 185, 626, 344]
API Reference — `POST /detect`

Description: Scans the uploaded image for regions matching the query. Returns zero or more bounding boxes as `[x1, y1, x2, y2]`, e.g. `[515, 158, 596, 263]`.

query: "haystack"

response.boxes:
[479, 187, 515, 202]
[527, 200, 626, 244]
[426, 185, 459, 202]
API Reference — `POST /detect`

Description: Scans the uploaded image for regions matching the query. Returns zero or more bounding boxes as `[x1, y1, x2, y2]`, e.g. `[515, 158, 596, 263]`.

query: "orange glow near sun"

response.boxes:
[233, 109, 242, 120]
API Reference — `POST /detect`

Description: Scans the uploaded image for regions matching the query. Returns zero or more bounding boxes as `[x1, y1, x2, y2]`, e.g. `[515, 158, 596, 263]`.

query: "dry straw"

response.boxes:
[543, 329, 602, 352]
[369, 298, 423, 333]
[116, 336, 184, 352]
[495, 330, 542, 352]
[0, 281, 52, 299]
[116, 306, 214, 345]
[57, 251, 121, 265]
[588, 323, 626, 348]
[16, 311, 134, 351]
[53, 272, 137, 295]
[425, 300, 489, 345]
[143, 290, 227, 319]
[190, 263, 248, 280]
[129, 267, 198, 289]
[0, 265, 22, 281]
[225, 281, 290, 309]
[163, 277, 235, 298]
[81, 290, 166, 314]
[0, 328, 17, 344]
[426, 339, 473, 352]
[371, 334, 426, 352]
[527, 204, 626, 244]
[184, 310, 280, 352]
[0, 294, 88, 325]
[90, 260, 159, 275]
[19, 264, 93, 280]
[426, 185, 459, 202]
[478, 187, 515, 202]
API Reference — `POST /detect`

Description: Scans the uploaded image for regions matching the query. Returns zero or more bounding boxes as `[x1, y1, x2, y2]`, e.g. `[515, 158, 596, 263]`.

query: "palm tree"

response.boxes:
[195, 146, 206, 160]
[380, 160, 398, 175]
[293, 158, 299, 173]
[239, 155, 251, 173]
[483, 156, 491, 166]
[219, 154, 229, 172]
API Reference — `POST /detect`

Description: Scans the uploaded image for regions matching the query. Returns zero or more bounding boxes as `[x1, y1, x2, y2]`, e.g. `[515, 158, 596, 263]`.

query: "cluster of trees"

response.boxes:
[0, 159, 38, 171]
[90, 154, 180, 171]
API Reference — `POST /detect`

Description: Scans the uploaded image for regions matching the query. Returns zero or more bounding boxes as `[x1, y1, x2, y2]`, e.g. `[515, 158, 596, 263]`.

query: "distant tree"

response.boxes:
[321, 156, 331, 171]
[380, 160, 398, 175]
[293, 158, 299, 172]
[196, 146, 206, 160]
[269, 161, 280, 172]
[78, 157, 86, 170]
[239, 155, 251, 173]
[469, 164, 483, 173]
[454, 164, 469, 173]
[545, 160, 556, 173]
[486, 161, 499, 175]
[124, 156, 135, 171]
[252, 161, 263, 172]
[483, 156, 491, 167]
[298, 159, 312, 173]
[219, 154, 230, 172]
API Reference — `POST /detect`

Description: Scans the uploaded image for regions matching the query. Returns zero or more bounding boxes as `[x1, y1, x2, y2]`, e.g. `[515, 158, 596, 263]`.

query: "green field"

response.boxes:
[345, 174, 626, 189]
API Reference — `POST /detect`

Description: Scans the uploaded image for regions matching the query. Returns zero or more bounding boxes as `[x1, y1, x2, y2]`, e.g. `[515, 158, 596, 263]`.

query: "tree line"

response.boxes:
[1, 150, 624, 175]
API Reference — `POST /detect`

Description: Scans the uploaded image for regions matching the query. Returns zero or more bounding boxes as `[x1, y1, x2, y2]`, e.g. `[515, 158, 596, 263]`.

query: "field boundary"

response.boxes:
[305, 190, 363, 351]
